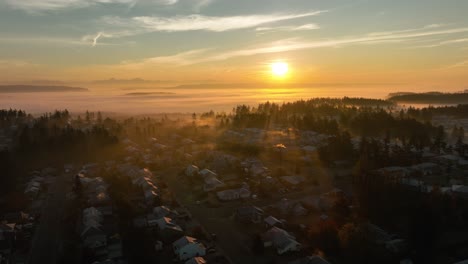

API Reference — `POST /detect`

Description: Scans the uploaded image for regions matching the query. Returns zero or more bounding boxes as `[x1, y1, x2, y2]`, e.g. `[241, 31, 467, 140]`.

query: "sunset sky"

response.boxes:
[1, 0, 467, 89]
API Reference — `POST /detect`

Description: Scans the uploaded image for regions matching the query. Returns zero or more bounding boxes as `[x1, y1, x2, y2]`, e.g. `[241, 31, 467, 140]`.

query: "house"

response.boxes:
[264, 216, 283, 228]
[216, 188, 250, 201]
[2, 212, 29, 225]
[288, 256, 331, 264]
[401, 178, 426, 191]
[106, 243, 123, 261]
[262, 227, 301, 255]
[277, 198, 293, 215]
[0, 223, 16, 238]
[185, 256, 207, 264]
[199, 169, 218, 179]
[186, 165, 199, 177]
[385, 239, 409, 254]
[410, 162, 440, 176]
[280, 176, 306, 186]
[91, 260, 116, 264]
[132, 176, 158, 192]
[235, 206, 264, 224]
[155, 217, 183, 233]
[293, 203, 309, 216]
[364, 223, 392, 245]
[375, 166, 410, 182]
[203, 176, 224, 192]
[81, 226, 107, 249]
[251, 165, 269, 177]
[452, 185, 468, 198]
[434, 154, 460, 166]
[83, 207, 103, 227]
[153, 206, 179, 219]
[144, 190, 160, 205]
[173, 236, 206, 261]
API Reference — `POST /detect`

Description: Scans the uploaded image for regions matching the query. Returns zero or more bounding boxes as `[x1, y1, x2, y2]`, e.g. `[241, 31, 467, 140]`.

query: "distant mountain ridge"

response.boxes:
[388, 91, 468, 104]
[0, 85, 89, 93]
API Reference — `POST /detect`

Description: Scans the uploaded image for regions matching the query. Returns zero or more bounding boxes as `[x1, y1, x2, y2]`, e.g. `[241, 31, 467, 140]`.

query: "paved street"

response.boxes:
[28, 174, 70, 264]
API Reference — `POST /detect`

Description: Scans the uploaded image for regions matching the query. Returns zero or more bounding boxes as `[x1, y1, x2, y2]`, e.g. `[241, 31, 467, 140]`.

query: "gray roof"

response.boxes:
[288, 256, 331, 264]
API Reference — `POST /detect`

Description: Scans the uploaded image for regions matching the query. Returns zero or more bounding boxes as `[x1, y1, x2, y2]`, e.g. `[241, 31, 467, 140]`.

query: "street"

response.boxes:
[28, 174, 70, 264]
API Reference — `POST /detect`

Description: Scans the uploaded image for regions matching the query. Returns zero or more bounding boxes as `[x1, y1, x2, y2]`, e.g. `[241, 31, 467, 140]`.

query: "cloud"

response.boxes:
[120, 25, 468, 66]
[193, 0, 213, 12]
[2, 0, 179, 12]
[92, 32, 103, 47]
[256, 23, 320, 32]
[0, 36, 88, 46]
[121, 49, 210, 67]
[0, 60, 37, 68]
[414, 38, 468, 48]
[131, 11, 325, 32]
[446, 59, 468, 68]
[85, 11, 324, 44]
[367, 24, 445, 37]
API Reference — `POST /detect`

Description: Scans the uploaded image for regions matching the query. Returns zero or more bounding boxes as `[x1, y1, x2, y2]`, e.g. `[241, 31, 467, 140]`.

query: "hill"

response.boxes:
[388, 92, 468, 104]
[0, 85, 89, 93]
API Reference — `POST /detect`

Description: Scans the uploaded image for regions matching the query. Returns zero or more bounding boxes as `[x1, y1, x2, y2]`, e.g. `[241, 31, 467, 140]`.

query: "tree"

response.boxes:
[97, 111, 103, 124]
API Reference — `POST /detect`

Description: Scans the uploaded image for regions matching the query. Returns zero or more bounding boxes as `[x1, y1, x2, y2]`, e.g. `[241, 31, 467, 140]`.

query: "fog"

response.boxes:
[0, 84, 430, 114]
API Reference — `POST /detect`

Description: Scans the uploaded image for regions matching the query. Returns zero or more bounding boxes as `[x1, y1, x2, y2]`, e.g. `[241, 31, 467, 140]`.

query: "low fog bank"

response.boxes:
[0, 84, 454, 114]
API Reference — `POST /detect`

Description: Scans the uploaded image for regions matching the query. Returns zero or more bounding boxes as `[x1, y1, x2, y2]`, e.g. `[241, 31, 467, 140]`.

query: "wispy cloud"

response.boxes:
[83, 11, 325, 45]
[120, 25, 468, 66]
[3, 0, 137, 12]
[256, 23, 320, 32]
[131, 11, 325, 32]
[2, 0, 184, 12]
[445, 59, 468, 68]
[121, 49, 209, 67]
[0, 36, 88, 46]
[367, 24, 444, 37]
[0, 59, 37, 67]
[413, 38, 468, 48]
[92, 32, 102, 47]
[193, 0, 213, 12]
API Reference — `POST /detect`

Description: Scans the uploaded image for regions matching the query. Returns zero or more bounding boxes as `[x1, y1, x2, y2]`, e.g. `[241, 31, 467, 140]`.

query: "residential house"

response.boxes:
[264, 216, 284, 229]
[199, 169, 218, 179]
[203, 176, 224, 192]
[262, 227, 301, 255]
[235, 206, 264, 224]
[433, 154, 461, 166]
[375, 166, 410, 183]
[452, 185, 468, 198]
[216, 187, 250, 201]
[288, 255, 331, 264]
[185, 256, 207, 264]
[172, 236, 206, 261]
[155, 217, 183, 233]
[293, 203, 309, 216]
[410, 163, 440, 176]
[280, 176, 306, 187]
[81, 226, 107, 249]
[186, 165, 200, 177]
[153, 206, 180, 219]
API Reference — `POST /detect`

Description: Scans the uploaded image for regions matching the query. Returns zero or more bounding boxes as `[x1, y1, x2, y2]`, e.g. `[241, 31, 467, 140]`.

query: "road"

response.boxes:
[28, 174, 70, 264]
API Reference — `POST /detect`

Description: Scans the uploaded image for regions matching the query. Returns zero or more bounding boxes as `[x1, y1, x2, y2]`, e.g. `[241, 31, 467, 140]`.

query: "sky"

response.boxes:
[0, 0, 468, 90]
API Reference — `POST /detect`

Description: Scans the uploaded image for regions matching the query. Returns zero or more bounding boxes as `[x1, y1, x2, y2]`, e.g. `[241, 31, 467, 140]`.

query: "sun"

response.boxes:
[271, 61, 289, 77]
